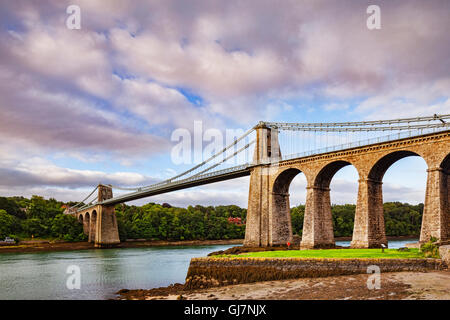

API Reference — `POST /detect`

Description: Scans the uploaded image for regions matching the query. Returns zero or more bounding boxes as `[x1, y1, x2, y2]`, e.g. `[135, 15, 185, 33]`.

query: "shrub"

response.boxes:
[421, 237, 439, 258]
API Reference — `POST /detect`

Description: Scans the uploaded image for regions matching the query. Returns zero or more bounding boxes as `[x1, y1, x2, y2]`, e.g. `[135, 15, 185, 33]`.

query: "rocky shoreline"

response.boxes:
[0, 239, 243, 254]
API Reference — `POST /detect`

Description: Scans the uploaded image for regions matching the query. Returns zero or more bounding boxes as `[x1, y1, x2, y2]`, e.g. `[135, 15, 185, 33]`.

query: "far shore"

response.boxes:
[0, 239, 244, 254]
[0, 236, 419, 254]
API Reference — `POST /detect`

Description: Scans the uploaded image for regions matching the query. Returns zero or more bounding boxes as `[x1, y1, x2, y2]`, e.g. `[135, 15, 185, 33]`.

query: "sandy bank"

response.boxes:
[117, 270, 450, 300]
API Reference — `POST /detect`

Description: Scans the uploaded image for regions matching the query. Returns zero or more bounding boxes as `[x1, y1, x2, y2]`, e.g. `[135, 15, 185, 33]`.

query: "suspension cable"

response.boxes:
[191, 140, 255, 177]
[273, 123, 449, 132]
[167, 127, 255, 182]
[266, 113, 450, 129]
[107, 127, 255, 192]
[68, 186, 98, 210]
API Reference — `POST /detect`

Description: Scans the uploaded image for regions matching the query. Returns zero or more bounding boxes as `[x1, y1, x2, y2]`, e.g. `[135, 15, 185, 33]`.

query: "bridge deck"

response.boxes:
[100, 166, 250, 206]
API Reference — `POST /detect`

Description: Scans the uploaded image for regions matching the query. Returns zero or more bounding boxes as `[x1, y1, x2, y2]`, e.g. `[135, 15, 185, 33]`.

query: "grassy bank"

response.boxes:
[220, 248, 425, 259]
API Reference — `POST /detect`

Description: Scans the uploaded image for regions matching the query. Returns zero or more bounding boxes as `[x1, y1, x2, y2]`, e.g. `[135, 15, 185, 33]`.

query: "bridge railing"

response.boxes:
[281, 127, 449, 162]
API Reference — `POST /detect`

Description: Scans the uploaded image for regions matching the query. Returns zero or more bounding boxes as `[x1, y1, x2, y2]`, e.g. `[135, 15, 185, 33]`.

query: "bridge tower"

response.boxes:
[76, 184, 120, 248]
[244, 122, 290, 247]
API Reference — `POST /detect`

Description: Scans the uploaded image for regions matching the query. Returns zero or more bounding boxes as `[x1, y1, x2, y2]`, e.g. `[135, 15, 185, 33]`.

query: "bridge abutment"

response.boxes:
[351, 178, 387, 248]
[74, 184, 120, 248]
[94, 204, 120, 248]
[89, 211, 96, 243]
[300, 186, 335, 249]
[420, 167, 450, 244]
[270, 191, 294, 246]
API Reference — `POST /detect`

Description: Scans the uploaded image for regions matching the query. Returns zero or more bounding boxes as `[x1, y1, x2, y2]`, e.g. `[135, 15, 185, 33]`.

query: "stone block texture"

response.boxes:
[244, 130, 450, 248]
[74, 184, 120, 247]
[439, 245, 450, 265]
[185, 257, 446, 289]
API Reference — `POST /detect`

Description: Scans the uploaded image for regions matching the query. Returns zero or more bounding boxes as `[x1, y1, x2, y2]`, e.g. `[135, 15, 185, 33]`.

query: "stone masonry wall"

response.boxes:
[244, 130, 450, 248]
[184, 257, 447, 289]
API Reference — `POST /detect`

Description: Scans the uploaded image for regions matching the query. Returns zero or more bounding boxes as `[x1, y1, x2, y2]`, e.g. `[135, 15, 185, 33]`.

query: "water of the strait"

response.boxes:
[0, 239, 417, 300]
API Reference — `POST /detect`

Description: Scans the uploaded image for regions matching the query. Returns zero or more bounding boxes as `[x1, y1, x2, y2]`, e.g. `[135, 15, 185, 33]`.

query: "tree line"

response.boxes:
[291, 202, 423, 237]
[115, 203, 247, 241]
[0, 196, 86, 241]
[0, 195, 423, 242]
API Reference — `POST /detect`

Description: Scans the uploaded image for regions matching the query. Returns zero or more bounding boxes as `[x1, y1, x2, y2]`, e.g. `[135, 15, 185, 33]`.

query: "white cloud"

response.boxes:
[0, 156, 158, 189]
[0, 0, 447, 205]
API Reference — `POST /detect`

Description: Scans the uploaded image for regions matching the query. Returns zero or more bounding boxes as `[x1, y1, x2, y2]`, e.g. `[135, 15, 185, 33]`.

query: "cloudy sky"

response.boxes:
[0, 0, 449, 207]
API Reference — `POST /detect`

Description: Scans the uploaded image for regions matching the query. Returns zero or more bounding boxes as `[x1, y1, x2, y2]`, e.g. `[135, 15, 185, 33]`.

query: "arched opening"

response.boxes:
[271, 168, 304, 246]
[368, 151, 426, 247]
[302, 160, 359, 248]
[315, 161, 353, 189]
[441, 154, 450, 172]
[368, 151, 419, 182]
[78, 214, 83, 223]
[329, 164, 359, 246]
[89, 210, 97, 243]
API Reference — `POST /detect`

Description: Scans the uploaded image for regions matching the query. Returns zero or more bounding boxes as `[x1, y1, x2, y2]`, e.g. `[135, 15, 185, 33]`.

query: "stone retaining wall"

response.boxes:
[185, 257, 447, 289]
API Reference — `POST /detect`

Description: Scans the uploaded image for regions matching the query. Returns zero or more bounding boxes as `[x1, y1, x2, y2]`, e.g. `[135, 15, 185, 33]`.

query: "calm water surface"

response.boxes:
[0, 239, 417, 300]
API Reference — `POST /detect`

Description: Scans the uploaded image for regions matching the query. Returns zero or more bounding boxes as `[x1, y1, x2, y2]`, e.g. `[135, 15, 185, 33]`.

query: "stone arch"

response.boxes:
[272, 167, 302, 194]
[441, 153, 450, 172]
[352, 150, 426, 248]
[301, 160, 359, 249]
[270, 167, 303, 246]
[83, 212, 90, 235]
[89, 210, 97, 243]
[78, 214, 83, 222]
[314, 160, 358, 188]
[372, 151, 426, 243]
[368, 150, 421, 182]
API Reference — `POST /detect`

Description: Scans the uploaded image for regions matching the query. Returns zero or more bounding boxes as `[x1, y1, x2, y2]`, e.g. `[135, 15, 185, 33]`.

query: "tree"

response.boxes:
[0, 209, 20, 238]
[0, 197, 25, 219]
[50, 214, 86, 241]
[21, 218, 48, 238]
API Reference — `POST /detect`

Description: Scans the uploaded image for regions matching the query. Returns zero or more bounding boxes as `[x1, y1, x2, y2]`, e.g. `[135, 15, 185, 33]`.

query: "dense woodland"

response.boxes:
[290, 202, 424, 237]
[0, 195, 424, 242]
[0, 196, 86, 241]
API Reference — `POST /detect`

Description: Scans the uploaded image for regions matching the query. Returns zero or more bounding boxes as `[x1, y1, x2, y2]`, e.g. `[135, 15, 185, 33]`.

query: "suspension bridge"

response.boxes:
[68, 114, 450, 248]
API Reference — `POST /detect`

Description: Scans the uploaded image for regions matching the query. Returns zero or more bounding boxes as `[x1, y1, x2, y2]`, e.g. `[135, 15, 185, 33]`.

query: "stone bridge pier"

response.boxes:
[244, 126, 450, 248]
[73, 184, 120, 248]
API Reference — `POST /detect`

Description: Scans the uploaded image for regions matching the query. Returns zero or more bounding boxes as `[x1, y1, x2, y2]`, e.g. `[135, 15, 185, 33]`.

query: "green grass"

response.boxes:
[219, 248, 425, 259]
